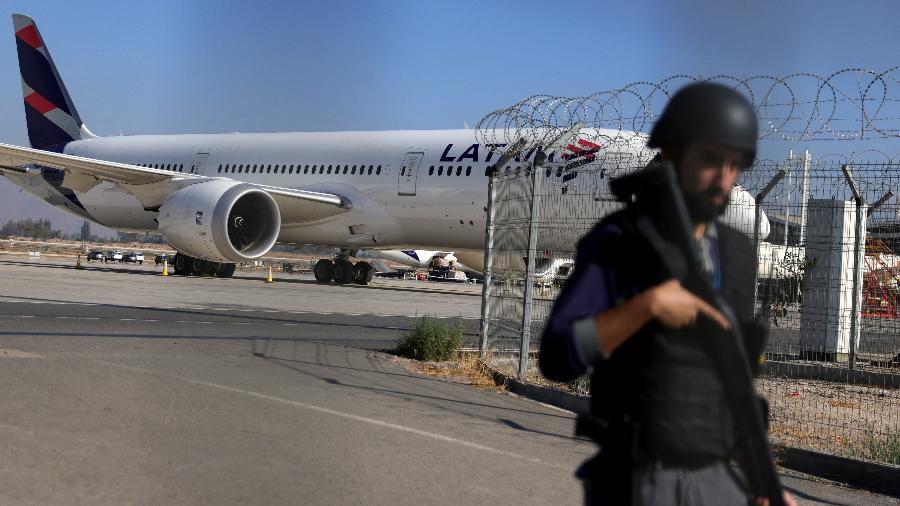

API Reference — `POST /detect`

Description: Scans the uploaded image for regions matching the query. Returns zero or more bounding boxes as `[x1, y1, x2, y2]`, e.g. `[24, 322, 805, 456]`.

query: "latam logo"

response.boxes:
[439, 139, 601, 165]
[562, 139, 600, 161]
[196, 211, 204, 226]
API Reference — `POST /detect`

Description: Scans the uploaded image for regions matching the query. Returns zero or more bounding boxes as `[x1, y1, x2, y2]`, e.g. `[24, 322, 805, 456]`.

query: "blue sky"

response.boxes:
[1, 1, 899, 234]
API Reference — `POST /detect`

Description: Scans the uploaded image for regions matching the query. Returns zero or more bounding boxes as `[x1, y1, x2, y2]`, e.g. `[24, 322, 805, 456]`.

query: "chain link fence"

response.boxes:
[476, 70, 900, 465]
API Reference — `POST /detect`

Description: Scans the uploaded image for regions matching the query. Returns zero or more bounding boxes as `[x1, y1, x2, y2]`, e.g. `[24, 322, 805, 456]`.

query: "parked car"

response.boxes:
[107, 250, 123, 263]
[155, 254, 171, 265]
[86, 250, 105, 262]
[123, 252, 144, 264]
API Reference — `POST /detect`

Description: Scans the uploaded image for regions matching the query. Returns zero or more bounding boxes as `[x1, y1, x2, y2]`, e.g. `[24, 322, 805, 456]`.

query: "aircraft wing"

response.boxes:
[0, 142, 351, 225]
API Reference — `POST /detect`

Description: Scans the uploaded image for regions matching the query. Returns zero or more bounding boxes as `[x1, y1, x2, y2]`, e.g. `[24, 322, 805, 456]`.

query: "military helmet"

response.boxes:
[648, 82, 758, 167]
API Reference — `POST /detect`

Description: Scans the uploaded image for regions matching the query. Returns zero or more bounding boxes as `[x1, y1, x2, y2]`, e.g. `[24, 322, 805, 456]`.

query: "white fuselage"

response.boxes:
[6, 127, 767, 266]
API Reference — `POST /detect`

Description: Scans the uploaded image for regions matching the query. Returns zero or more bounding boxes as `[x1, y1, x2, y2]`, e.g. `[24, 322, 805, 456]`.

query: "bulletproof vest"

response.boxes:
[588, 209, 757, 461]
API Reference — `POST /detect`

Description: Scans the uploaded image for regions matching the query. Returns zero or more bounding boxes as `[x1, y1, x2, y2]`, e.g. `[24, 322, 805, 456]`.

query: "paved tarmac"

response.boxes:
[0, 255, 896, 505]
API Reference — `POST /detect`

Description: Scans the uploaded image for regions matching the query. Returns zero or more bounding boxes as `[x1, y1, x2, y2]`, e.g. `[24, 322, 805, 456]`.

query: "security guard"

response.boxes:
[539, 82, 796, 506]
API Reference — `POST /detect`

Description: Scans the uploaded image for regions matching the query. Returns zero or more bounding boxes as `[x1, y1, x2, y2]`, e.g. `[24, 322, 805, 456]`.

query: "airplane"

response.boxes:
[0, 14, 770, 286]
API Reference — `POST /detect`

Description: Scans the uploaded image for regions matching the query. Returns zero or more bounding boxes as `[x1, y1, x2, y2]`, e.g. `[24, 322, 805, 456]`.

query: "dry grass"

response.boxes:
[827, 399, 858, 409]
[402, 352, 505, 391]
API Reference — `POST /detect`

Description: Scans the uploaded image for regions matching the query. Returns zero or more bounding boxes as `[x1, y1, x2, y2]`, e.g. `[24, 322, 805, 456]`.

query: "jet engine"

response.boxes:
[157, 180, 281, 263]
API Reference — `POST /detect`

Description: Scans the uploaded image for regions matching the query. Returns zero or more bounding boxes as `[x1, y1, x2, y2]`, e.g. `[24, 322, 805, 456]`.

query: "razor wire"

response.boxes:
[475, 68, 900, 156]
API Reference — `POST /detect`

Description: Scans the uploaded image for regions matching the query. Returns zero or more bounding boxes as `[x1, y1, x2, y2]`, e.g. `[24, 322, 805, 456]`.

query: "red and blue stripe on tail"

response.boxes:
[13, 14, 90, 151]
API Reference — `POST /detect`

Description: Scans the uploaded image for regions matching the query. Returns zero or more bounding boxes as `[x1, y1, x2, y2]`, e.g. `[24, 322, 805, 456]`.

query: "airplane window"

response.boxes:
[327, 165, 332, 174]
[456, 166, 462, 176]
[466, 166, 471, 176]
[447, 167, 453, 176]
[400, 168, 406, 176]
[376, 165, 382, 175]
[342, 165, 348, 174]
[281, 166, 286, 174]
[438, 167, 443, 176]
[289, 165, 295, 173]
[368, 166, 373, 175]
[429, 166, 434, 175]
[351, 165, 356, 174]
[304, 165, 309, 174]
[265, 164, 270, 173]
[217, 165, 222, 173]
[179, 164, 184, 171]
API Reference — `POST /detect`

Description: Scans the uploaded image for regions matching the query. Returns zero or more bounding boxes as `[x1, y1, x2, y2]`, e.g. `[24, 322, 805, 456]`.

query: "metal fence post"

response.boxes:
[842, 165, 865, 370]
[478, 168, 497, 358]
[519, 163, 541, 379]
[753, 169, 787, 305]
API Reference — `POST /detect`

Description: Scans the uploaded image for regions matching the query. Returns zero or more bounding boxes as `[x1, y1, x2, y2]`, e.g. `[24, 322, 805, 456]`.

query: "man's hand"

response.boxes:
[752, 491, 797, 506]
[647, 279, 731, 330]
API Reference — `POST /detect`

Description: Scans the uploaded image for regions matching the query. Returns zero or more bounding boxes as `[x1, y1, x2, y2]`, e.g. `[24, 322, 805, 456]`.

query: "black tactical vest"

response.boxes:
[588, 207, 758, 461]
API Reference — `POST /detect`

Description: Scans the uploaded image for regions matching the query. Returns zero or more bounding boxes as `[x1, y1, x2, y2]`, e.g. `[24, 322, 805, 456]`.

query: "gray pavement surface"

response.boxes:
[0, 254, 896, 505]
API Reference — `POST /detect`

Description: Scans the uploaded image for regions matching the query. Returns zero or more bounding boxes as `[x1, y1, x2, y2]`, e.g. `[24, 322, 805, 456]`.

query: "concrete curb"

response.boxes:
[773, 445, 900, 498]
[479, 360, 900, 497]
[763, 360, 900, 388]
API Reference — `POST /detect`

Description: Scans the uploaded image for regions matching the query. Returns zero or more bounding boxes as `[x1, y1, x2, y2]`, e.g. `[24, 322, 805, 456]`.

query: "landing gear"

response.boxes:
[171, 253, 235, 277]
[215, 263, 236, 278]
[333, 259, 355, 284]
[353, 261, 374, 285]
[173, 253, 192, 275]
[314, 259, 334, 283]
[312, 251, 373, 285]
[192, 258, 218, 276]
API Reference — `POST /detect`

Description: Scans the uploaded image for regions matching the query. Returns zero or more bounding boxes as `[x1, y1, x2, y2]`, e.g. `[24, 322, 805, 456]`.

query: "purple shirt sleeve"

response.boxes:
[539, 222, 627, 382]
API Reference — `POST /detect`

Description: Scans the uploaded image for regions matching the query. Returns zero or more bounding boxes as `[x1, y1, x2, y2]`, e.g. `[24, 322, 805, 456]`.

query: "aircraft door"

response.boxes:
[398, 151, 424, 196]
[190, 151, 210, 175]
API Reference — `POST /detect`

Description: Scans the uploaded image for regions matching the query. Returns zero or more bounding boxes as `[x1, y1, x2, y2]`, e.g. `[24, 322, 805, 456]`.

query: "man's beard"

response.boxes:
[683, 187, 730, 223]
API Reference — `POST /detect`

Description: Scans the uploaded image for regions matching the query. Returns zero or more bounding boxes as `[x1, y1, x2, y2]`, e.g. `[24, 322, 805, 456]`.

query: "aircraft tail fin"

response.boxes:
[12, 14, 95, 151]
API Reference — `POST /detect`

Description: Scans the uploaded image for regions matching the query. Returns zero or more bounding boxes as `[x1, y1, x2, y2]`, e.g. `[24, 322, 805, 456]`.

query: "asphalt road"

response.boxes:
[0, 255, 896, 505]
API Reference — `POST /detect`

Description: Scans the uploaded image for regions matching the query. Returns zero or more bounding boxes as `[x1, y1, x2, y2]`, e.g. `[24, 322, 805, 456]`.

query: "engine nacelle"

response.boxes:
[157, 180, 281, 263]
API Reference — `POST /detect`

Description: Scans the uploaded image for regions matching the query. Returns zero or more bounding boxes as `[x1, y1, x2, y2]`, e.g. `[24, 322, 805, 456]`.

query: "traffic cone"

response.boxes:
[266, 265, 274, 283]
[75, 253, 83, 270]
[162, 259, 169, 276]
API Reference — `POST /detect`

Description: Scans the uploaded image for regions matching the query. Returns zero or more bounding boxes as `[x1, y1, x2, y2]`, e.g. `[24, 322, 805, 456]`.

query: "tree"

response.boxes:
[80, 220, 91, 242]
